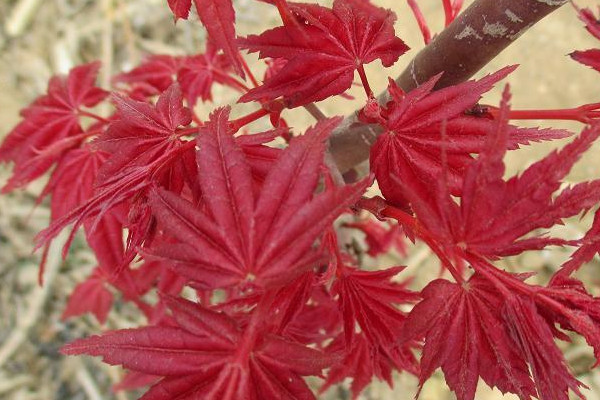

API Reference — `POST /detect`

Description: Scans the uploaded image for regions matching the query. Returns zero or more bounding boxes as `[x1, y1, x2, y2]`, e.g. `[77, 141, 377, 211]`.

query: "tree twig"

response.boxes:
[5, 0, 43, 37]
[0, 232, 65, 368]
[76, 362, 104, 400]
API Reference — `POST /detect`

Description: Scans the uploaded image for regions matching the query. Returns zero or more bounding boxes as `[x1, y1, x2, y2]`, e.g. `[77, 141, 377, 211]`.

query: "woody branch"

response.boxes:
[328, 0, 568, 175]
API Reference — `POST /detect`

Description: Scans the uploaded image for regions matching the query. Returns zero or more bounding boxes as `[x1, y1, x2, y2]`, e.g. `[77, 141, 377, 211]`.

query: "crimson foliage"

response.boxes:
[3, 1, 600, 399]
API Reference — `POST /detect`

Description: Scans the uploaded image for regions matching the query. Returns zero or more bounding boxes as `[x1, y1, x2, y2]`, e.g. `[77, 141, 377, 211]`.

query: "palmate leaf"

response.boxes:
[554, 209, 600, 277]
[239, 0, 408, 107]
[0, 62, 108, 191]
[333, 265, 418, 349]
[193, 0, 245, 77]
[196, 107, 254, 262]
[167, 0, 192, 20]
[402, 275, 536, 400]
[400, 265, 600, 400]
[178, 49, 234, 105]
[403, 257, 600, 400]
[61, 267, 114, 324]
[116, 50, 236, 104]
[370, 67, 571, 208]
[35, 84, 196, 263]
[62, 296, 335, 400]
[325, 265, 419, 398]
[571, 7, 600, 72]
[166, 0, 244, 76]
[115, 55, 184, 99]
[394, 89, 600, 263]
[148, 109, 369, 289]
[34, 90, 280, 275]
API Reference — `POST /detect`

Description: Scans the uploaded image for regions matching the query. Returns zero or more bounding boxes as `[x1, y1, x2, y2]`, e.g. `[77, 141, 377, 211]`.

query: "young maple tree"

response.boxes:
[3, 0, 600, 399]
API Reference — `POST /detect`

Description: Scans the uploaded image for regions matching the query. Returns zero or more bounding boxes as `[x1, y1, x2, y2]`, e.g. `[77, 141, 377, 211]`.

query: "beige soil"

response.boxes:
[1, 0, 600, 399]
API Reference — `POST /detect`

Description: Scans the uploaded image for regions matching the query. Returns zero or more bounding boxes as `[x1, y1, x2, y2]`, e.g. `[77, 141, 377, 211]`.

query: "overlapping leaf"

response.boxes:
[344, 218, 407, 257]
[370, 67, 571, 208]
[148, 109, 369, 289]
[571, 7, 600, 72]
[62, 267, 114, 324]
[402, 274, 537, 400]
[554, 209, 600, 277]
[393, 89, 600, 262]
[0, 62, 108, 191]
[167, 0, 192, 20]
[239, 0, 409, 107]
[322, 333, 413, 399]
[63, 295, 335, 399]
[333, 265, 417, 348]
[193, 0, 245, 76]
[115, 55, 184, 99]
[35, 84, 196, 262]
[115, 50, 238, 104]
[325, 264, 419, 398]
[177, 48, 234, 105]
[405, 257, 600, 400]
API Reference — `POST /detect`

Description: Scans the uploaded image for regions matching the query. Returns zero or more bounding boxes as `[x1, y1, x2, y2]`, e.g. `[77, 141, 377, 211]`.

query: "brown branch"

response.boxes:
[329, 0, 567, 175]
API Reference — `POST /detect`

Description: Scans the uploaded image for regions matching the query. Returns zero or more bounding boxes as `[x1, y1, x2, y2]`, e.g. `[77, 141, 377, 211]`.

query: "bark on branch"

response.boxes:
[329, 0, 568, 175]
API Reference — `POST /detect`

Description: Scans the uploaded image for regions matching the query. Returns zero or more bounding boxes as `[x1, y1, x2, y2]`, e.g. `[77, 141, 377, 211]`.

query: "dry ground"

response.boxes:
[1, 0, 600, 399]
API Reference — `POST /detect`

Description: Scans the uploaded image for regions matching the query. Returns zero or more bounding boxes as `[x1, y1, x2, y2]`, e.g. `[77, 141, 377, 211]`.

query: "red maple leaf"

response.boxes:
[35, 84, 196, 263]
[43, 146, 144, 317]
[41, 145, 109, 222]
[322, 333, 411, 399]
[97, 83, 193, 180]
[114, 55, 184, 99]
[239, 0, 409, 107]
[393, 88, 600, 262]
[62, 267, 114, 324]
[327, 265, 419, 397]
[540, 274, 600, 363]
[36, 144, 132, 289]
[554, 209, 600, 278]
[399, 230, 600, 400]
[333, 265, 418, 349]
[166, 0, 245, 77]
[370, 67, 571, 208]
[177, 48, 236, 105]
[402, 272, 548, 400]
[167, 0, 192, 20]
[115, 49, 240, 105]
[147, 110, 369, 289]
[344, 218, 407, 257]
[571, 7, 600, 72]
[0, 62, 108, 191]
[62, 295, 336, 399]
[278, 280, 342, 346]
[193, 0, 245, 77]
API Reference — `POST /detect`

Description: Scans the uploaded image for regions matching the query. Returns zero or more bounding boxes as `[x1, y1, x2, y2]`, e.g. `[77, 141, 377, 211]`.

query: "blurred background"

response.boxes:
[1, 0, 600, 399]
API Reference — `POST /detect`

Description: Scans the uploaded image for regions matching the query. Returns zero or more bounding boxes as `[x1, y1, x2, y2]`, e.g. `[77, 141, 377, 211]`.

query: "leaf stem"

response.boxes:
[407, 0, 432, 44]
[356, 64, 373, 99]
[486, 103, 600, 124]
[442, 0, 458, 27]
[371, 202, 465, 283]
[229, 107, 271, 132]
[239, 57, 260, 88]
